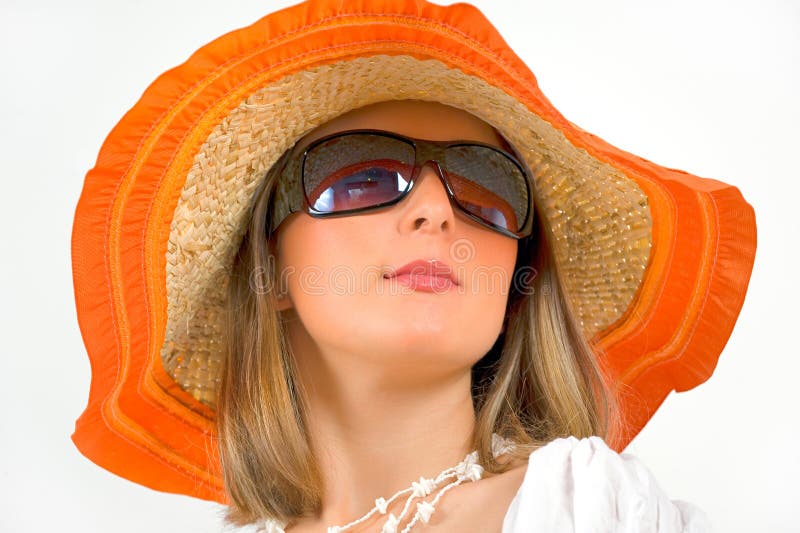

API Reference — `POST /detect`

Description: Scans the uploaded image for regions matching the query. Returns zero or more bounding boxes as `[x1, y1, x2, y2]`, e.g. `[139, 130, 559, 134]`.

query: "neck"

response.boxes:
[287, 317, 478, 527]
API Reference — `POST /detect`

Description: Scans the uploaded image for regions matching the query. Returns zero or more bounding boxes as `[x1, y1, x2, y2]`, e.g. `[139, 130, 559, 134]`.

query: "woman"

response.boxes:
[224, 98, 613, 532]
[70, 0, 756, 531]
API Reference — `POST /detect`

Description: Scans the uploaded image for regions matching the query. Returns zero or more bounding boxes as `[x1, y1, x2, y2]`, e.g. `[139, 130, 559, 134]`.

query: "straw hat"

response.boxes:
[71, 0, 756, 503]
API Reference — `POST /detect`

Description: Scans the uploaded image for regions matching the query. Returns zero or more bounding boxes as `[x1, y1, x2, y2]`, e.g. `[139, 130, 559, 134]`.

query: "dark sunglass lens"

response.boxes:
[311, 163, 411, 212]
[303, 134, 415, 213]
[444, 146, 529, 232]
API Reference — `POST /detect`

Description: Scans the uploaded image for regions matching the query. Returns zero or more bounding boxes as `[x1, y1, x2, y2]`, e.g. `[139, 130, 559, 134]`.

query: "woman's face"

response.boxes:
[274, 100, 518, 384]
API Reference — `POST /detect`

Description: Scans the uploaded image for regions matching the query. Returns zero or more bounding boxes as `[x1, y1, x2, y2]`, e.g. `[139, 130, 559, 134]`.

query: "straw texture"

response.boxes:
[161, 54, 652, 407]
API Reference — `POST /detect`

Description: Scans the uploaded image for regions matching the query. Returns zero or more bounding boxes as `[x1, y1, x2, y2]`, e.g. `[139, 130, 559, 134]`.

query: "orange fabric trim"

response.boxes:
[619, 190, 717, 385]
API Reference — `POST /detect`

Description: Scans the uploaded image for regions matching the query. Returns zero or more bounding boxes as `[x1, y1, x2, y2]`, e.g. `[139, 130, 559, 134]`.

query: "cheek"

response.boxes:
[277, 216, 367, 272]
[276, 215, 378, 305]
[460, 232, 518, 330]
[465, 233, 517, 295]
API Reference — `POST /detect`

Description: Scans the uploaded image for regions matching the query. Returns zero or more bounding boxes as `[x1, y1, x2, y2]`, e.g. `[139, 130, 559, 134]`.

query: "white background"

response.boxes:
[1, 0, 797, 531]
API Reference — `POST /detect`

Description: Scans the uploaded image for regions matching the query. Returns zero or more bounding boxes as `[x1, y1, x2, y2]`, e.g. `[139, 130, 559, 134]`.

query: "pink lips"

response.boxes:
[384, 259, 458, 293]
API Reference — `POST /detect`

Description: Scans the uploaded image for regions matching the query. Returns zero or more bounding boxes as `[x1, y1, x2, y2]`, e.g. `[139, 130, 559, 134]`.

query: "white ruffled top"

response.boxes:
[502, 436, 712, 532]
[259, 435, 712, 532]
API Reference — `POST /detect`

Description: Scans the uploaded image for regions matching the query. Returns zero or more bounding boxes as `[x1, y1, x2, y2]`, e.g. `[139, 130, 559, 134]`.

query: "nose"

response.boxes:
[398, 161, 457, 235]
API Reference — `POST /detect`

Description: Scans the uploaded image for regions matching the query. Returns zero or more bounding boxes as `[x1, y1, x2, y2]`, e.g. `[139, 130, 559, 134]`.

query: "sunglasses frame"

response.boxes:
[271, 128, 535, 239]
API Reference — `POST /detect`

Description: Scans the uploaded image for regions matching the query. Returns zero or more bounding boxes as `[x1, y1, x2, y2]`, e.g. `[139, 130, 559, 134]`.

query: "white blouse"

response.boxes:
[258, 435, 711, 532]
[502, 436, 712, 532]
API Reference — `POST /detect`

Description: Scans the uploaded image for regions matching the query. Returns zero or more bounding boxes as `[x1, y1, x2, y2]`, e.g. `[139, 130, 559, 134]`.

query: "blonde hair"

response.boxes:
[217, 143, 623, 527]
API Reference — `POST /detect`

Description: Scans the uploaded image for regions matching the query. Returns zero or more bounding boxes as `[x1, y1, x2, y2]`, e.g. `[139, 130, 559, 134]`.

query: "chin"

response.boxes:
[373, 329, 492, 360]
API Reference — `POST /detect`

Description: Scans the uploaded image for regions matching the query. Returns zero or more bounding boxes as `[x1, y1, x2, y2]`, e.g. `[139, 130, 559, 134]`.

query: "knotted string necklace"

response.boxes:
[259, 433, 517, 533]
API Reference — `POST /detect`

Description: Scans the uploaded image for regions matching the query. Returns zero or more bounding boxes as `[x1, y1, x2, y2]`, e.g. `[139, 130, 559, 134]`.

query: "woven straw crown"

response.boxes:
[71, 0, 756, 503]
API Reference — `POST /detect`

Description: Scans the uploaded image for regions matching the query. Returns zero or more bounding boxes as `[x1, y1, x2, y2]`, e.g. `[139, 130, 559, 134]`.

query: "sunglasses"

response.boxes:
[269, 129, 534, 239]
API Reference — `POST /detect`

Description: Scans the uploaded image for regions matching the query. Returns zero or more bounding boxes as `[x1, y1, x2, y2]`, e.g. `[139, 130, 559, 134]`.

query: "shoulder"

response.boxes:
[502, 436, 713, 533]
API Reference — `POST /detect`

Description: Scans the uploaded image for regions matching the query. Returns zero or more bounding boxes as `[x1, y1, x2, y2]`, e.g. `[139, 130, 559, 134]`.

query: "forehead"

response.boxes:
[294, 99, 506, 152]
